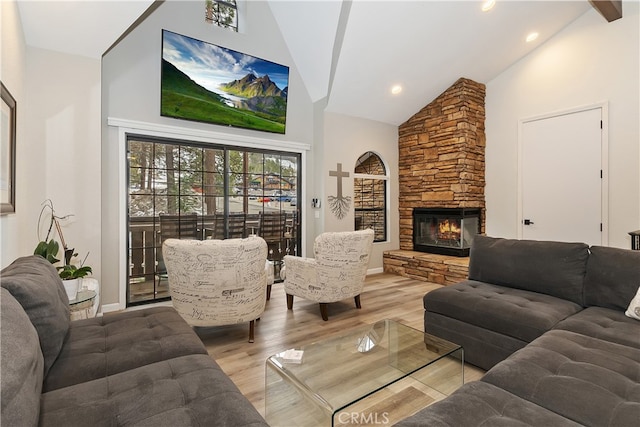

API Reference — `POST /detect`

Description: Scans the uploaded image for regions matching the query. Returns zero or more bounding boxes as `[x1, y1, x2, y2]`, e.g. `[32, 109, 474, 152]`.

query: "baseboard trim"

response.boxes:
[101, 302, 123, 314]
[367, 267, 383, 275]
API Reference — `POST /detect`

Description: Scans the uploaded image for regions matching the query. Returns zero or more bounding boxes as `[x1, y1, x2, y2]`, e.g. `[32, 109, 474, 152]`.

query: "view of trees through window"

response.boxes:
[205, 0, 238, 31]
[354, 152, 387, 242]
[127, 136, 300, 306]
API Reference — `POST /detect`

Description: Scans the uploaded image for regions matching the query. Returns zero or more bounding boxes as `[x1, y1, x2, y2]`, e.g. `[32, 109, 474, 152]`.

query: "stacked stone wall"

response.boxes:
[397, 78, 486, 251]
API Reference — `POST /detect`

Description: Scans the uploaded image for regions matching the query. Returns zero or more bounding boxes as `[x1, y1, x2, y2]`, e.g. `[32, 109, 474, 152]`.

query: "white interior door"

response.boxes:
[521, 107, 603, 246]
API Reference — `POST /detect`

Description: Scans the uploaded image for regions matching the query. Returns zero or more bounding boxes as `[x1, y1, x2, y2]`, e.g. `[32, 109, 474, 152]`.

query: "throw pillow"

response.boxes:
[1, 288, 44, 427]
[0, 255, 70, 376]
[625, 286, 640, 321]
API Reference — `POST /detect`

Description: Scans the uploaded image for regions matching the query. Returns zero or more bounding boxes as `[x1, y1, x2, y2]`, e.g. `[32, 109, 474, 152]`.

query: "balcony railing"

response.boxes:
[128, 212, 299, 301]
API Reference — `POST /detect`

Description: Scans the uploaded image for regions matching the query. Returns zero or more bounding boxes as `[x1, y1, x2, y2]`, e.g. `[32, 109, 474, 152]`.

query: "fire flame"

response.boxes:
[438, 219, 461, 240]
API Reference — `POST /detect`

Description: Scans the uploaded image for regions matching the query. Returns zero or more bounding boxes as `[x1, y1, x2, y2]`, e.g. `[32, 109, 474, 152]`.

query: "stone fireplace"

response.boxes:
[384, 77, 486, 284]
[398, 77, 486, 250]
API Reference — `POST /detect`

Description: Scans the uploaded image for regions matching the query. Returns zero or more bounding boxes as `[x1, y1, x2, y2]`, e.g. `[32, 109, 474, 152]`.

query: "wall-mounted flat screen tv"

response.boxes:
[161, 29, 289, 134]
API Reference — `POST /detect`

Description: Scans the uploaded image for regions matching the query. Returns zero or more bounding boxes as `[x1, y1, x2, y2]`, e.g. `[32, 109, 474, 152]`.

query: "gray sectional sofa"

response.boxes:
[397, 236, 640, 426]
[1, 255, 268, 427]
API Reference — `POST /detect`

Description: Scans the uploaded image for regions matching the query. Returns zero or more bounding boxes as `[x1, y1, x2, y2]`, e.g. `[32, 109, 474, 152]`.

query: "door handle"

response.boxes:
[523, 219, 534, 225]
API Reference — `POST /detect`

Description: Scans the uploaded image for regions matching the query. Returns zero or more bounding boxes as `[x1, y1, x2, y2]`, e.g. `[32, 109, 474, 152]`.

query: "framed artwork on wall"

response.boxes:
[1, 82, 16, 214]
[161, 29, 289, 134]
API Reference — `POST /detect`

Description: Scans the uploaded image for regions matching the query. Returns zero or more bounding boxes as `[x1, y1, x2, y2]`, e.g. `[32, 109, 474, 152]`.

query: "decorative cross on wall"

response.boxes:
[328, 163, 352, 220]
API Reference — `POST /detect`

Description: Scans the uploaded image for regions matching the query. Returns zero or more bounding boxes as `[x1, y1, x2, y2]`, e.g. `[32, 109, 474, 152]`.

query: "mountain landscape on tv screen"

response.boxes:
[161, 59, 288, 134]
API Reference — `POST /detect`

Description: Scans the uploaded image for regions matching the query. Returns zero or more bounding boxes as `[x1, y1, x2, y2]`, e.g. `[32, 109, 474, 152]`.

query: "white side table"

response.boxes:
[69, 277, 100, 320]
[69, 290, 97, 320]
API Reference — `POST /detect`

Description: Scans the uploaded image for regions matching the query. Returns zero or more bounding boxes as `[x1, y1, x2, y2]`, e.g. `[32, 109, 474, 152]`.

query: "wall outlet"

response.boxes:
[312, 198, 321, 208]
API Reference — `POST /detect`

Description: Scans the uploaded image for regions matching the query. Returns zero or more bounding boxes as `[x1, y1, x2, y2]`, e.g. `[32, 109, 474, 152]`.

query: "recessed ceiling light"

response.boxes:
[526, 32, 539, 42]
[482, 0, 495, 12]
[391, 85, 403, 95]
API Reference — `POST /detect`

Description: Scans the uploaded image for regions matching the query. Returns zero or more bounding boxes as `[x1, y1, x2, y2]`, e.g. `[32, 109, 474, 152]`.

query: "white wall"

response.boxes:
[1, 0, 101, 273]
[27, 47, 102, 278]
[308, 98, 327, 256]
[323, 112, 399, 270]
[485, 4, 639, 249]
[0, 0, 28, 267]
[101, 0, 315, 307]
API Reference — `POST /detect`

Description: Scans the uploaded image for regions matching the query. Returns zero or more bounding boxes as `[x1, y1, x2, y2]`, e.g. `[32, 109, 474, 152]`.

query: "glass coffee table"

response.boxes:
[265, 319, 463, 426]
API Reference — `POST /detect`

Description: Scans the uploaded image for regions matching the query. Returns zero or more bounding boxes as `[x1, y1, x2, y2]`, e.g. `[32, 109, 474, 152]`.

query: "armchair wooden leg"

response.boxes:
[266, 284, 272, 301]
[319, 303, 329, 321]
[286, 294, 294, 310]
[249, 320, 255, 343]
[354, 295, 362, 309]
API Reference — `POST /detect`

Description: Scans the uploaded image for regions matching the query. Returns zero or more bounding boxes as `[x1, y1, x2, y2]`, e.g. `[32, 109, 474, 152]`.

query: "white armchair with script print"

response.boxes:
[282, 229, 374, 321]
[163, 236, 268, 342]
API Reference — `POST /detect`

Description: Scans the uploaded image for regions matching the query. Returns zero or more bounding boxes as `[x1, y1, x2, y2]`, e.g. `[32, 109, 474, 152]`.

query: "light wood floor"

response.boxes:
[193, 273, 485, 420]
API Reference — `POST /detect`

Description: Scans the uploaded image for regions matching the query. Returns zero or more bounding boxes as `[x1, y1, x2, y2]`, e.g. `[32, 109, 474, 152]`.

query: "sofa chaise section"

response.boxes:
[424, 236, 589, 370]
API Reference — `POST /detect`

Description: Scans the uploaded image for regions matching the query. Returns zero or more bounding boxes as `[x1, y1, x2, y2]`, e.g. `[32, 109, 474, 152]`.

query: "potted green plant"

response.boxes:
[57, 262, 92, 300]
[33, 239, 61, 264]
[33, 200, 93, 300]
[57, 263, 93, 280]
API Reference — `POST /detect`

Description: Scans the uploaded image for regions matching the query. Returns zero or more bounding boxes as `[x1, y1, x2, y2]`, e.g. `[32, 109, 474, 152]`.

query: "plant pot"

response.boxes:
[63, 278, 80, 301]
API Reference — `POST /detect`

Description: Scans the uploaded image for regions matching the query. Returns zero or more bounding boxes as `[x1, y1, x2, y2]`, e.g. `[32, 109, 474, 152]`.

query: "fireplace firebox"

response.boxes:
[413, 208, 480, 256]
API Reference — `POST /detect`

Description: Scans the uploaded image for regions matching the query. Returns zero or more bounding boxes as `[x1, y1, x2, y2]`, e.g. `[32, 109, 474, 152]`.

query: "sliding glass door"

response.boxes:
[126, 136, 301, 306]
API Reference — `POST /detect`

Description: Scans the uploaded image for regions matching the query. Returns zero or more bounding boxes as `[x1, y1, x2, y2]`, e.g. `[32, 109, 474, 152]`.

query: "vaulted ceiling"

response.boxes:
[18, 0, 596, 126]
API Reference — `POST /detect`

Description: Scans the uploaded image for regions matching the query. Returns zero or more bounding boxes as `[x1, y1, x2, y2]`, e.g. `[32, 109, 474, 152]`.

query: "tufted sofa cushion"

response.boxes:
[395, 380, 582, 427]
[424, 280, 583, 343]
[468, 236, 589, 305]
[43, 306, 208, 392]
[482, 329, 640, 427]
[554, 306, 640, 349]
[1, 288, 44, 427]
[40, 354, 268, 427]
[1, 255, 70, 377]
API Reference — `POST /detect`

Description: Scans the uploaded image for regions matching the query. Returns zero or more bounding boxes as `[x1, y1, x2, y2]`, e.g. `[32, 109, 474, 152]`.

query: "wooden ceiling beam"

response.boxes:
[589, 0, 623, 22]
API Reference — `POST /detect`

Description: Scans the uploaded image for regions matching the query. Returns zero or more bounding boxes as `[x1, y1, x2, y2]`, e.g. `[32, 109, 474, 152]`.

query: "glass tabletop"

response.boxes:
[266, 319, 462, 423]
[69, 289, 97, 306]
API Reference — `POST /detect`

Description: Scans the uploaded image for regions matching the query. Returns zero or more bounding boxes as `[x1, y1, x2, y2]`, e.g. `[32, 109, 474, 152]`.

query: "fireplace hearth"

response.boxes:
[413, 208, 480, 256]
